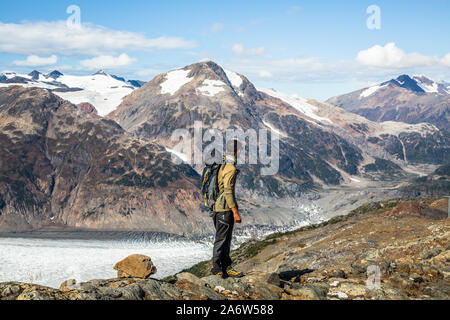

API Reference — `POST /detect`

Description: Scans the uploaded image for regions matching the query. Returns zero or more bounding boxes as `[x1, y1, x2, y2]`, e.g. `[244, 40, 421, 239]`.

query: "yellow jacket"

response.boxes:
[213, 163, 238, 212]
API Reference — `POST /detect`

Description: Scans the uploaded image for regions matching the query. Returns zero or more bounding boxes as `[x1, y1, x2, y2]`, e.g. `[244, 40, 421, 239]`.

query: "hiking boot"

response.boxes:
[226, 266, 244, 278]
[211, 269, 228, 278]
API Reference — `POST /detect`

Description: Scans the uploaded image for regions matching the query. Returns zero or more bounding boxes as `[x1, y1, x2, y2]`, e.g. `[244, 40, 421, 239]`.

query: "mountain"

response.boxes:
[28, 70, 42, 80]
[0, 70, 146, 116]
[109, 61, 449, 190]
[0, 63, 448, 234]
[326, 75, 450, 131]
[305, 99, 449, 166]
[0, 86, 206, 234]
[108, 61, 368, 198]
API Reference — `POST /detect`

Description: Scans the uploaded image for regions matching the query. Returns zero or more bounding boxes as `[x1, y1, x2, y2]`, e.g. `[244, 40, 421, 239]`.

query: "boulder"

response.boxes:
[113, 254, 157, 278]
[77, 102, 98, 114]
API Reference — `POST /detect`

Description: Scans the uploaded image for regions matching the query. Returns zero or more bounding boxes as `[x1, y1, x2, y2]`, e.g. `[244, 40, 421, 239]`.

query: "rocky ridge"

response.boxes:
[1, 197, 448, 300]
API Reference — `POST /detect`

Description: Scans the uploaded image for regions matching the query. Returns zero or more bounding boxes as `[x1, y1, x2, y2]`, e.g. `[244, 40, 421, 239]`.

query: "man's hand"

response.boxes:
[231, 207, 241, 223]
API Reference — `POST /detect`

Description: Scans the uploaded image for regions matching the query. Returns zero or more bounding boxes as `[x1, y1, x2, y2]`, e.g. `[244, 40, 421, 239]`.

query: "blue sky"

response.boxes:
[1, 0, 449, 100]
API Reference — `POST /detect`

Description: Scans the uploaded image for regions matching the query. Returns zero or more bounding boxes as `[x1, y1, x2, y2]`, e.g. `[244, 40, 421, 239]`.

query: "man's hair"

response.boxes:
[226, 139, 241, 155]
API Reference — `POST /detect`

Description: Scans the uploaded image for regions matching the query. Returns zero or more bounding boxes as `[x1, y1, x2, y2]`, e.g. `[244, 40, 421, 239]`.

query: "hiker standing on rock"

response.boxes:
[202, 139, 244, 278]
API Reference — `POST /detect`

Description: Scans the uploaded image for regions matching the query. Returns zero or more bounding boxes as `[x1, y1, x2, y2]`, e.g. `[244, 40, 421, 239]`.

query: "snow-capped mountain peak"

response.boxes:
[326, 74, 450, 131]
[93, 70, 107, 76]
[258, 88, 332, 124]
[47, 70, 64, 80]
[0, 69, 146, 116]
[411, 74, 449, 94]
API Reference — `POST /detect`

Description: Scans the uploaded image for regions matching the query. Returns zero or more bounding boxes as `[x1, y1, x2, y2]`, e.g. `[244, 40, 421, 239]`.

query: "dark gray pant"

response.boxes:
[211, 211, 234, 273]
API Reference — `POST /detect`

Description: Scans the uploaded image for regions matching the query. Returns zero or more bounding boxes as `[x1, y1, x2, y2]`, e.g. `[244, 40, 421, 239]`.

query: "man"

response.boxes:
[211, 139, 244, 278]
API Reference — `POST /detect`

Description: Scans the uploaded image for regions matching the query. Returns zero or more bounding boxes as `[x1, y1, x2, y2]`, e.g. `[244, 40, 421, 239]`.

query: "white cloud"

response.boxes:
[356, 42, 447, 68]
[258, 70, 272, 78]
[231, 43, 266, 56]
[442, 53, 450, 67]
[210, 23, 224, 32]
[13, 54, 58, 67]
[0, 21, 196, 56]
[80, 53, 136, 69]
[134, 68, 162, 78]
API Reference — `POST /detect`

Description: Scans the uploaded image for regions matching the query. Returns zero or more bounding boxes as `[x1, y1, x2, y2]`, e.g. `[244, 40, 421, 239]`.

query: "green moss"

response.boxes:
[180, 260, 212, 278]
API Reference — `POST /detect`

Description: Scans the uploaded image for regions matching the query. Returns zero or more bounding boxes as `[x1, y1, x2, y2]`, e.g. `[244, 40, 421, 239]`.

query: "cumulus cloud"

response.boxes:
[356, 42, 447, 68]
[231, 43, 266, 56]
[80, 53, 136, 69]
[226, 56, 328, 82]
[13, 54, 58, 67]
[0, 21, 196, 56]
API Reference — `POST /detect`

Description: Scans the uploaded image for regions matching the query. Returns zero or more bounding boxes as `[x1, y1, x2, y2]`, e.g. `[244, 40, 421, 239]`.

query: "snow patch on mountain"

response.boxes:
[259, 88, 332, 124]
[224, 69, 243, 89]
[0, 81, 58, 90]
[165, 147, 189, 163]
[0, 70, 143, 116]
[412, 76, 439, 93]
[160, 69, 193, 96]
[196, 79, 226, 97]
[262, 120, 287, 138]
[360, 84, 385, 98]
[419, 82, 438, 93]
[53, 74, 135, 116]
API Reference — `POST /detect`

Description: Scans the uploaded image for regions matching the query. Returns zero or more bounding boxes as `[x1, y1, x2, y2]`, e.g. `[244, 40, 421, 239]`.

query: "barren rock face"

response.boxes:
[114, 254, 157, 278]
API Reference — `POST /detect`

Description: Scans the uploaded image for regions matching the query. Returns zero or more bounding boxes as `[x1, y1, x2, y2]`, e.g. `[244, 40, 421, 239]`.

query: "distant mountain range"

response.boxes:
[326, 74, 450, 131]
[110, 61, 448, 187]
[0, 63, 448, 234]
[0, 69, 146, 116]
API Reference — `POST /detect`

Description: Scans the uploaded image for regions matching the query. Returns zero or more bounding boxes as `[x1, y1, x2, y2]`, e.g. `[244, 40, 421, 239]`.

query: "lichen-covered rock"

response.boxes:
[114, 254, 157, 278]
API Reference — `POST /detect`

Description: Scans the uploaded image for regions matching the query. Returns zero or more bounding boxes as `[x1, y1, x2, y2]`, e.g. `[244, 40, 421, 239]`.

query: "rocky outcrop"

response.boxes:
[77, 102, 98, 115]
[1, 197, 448, 300]
[114, 254, 157, 278]
[181, 197, 450, 300]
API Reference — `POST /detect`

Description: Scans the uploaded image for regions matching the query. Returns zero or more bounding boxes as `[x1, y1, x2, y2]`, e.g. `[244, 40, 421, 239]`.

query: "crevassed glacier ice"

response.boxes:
[0, 237, 212, 289]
